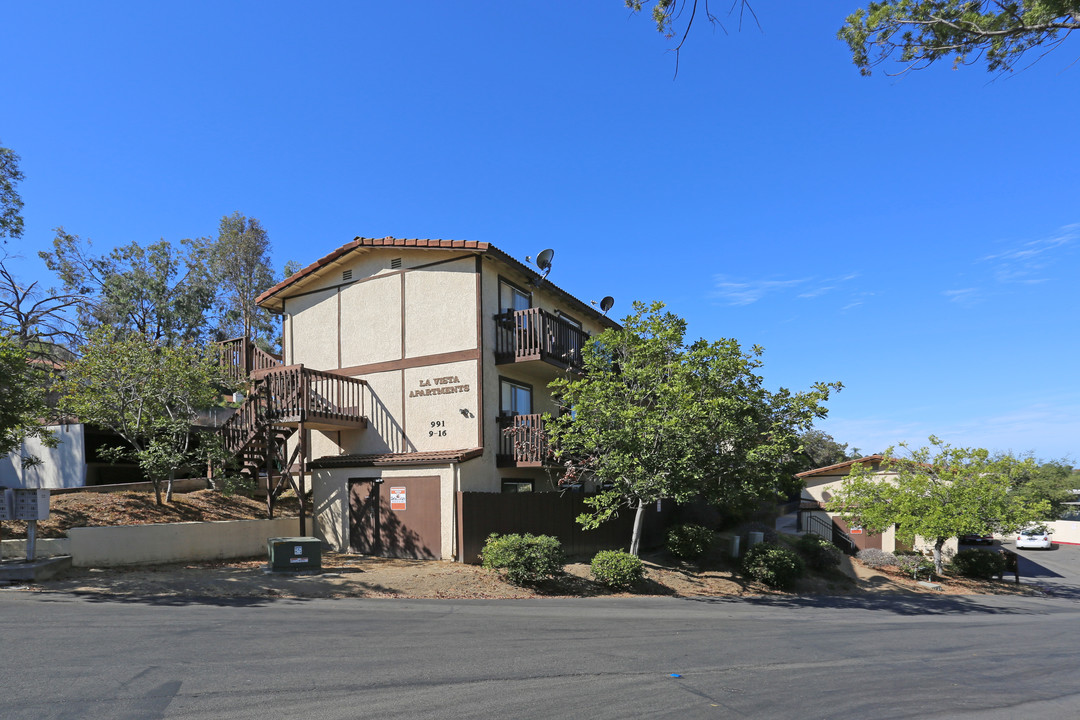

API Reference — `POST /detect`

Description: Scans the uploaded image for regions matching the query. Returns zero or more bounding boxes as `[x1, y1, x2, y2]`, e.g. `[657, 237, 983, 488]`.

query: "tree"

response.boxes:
[826, 436, 1047, 573]
[627, 2, 1079, 75]
[0, 141, 24, 244]
[796, 428, 861, 473]
[544, 301, 841, 555]
[1012, 459, 1078, 520]
[57, 329, 225, 504]
[0, 333, 56, 466]
[210, 213, 278, 348]
[840, 1, 1080, 75]
[0, 258, 82, 359]
[40, 230, 217, 347]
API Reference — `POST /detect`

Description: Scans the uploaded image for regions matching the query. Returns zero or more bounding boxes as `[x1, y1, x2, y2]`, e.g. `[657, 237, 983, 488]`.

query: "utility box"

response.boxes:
[267, 536, 322, 571]
[0, 488, 13, 521]
[12, 488, 50, 521]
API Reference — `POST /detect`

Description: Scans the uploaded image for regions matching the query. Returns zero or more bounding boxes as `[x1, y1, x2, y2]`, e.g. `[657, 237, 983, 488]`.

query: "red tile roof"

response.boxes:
[309, 448, 483, 468]
[795, 455, 884, 479]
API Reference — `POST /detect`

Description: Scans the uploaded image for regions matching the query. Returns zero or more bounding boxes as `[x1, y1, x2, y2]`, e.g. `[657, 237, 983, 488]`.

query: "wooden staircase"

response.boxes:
[217, 338, 369, 532]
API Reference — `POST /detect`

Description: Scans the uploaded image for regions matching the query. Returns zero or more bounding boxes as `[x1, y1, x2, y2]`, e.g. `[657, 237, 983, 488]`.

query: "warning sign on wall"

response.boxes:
[390, 487, 406, 511]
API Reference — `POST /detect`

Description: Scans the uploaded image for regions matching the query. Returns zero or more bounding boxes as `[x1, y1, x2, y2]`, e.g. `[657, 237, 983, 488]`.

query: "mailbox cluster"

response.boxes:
[0, 488, 51, 521]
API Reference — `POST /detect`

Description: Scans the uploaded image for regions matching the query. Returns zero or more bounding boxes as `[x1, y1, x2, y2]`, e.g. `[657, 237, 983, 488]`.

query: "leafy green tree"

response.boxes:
[840, 1, 1080, 75]
[0, 141, 24, 244]
[210, 213, 278, 348]
[57, 329, 225, 504]
[826, 436, 1047, 573]
[626, 2, 1079, 75]
[1012, 459, 1078, 520]
[0, 334, 56, 466]
[545, 301, 840, 555]
[40, 230, 217, 346]
[796, 428, 861, 473]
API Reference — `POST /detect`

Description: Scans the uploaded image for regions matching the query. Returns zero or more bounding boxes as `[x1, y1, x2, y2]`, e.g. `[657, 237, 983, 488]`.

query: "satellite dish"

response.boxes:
[600, 296, 614, 314]
[534, 248, 554, 272]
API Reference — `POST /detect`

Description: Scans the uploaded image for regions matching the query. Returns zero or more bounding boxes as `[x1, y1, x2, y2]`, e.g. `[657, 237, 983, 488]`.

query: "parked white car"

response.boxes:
[1015, 526, 1052, 550]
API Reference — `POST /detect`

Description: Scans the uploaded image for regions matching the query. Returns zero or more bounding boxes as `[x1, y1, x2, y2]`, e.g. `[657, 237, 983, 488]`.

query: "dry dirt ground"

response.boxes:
[1, 490, 1038, 601]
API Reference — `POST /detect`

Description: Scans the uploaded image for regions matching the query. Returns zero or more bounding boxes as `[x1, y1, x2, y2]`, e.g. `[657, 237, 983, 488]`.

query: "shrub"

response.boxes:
[857, 548, 897, 569]
[796, 533, 842, 571]
[591, 550, 645, 589]
[741, 543, 805, 589]
[949, 549, 1007, 580]
[667, 523, 714, 560]
[894, 553, 934, 580]
[480, 533, 565, 586]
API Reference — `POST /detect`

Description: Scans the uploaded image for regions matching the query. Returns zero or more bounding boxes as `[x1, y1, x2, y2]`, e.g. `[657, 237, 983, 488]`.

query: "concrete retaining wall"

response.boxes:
[65, 517, 304, 567]
[1, 537, 72, 560]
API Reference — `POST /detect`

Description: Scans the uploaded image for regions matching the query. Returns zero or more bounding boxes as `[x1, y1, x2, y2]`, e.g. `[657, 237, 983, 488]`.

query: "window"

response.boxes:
[500, 378, 532, 416]
[499, 280, 531, 313]
[501, 480, 534, 493]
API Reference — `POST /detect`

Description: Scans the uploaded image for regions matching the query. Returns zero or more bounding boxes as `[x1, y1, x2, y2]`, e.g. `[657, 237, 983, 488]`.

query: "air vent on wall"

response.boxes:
[390, 258, 402, 269]
[342, 269, 353, 281]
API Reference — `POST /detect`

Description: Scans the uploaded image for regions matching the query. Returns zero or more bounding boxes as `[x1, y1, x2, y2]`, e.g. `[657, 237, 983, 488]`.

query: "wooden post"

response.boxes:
[298, 423, 307, 537]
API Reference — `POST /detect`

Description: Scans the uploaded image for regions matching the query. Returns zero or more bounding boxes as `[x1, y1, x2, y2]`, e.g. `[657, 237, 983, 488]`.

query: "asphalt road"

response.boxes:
[2, 590, 1080, 719]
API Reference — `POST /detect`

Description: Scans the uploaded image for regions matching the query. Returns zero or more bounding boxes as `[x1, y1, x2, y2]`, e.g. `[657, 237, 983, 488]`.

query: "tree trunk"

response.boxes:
[933, 538, 946, 575]
[629, 499, 646, 556]
[166, 469, 175, 503]
[152, 478, 163, 506]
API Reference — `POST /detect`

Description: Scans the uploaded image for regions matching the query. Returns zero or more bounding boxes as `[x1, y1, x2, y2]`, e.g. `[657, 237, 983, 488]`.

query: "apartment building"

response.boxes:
[251, 237, 619, 560]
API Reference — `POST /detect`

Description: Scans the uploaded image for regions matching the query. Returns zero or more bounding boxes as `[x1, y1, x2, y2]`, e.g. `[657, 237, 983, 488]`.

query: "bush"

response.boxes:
[667, 523, 714, 560]
[741, 543, 805, 589]
[796, 533, 842, 571]
[480, 533, 565, 586]
[591, 550, 645, 589]
[949, 549, 1007, 580]
[857, 548, 897, 569]
[894, 553, 934, 580]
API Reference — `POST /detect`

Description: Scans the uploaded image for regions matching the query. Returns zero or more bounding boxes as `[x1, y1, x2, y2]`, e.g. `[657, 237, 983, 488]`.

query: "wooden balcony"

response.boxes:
[494, 309, 588, 373]
[220, 365, 369, 455]
[497, 413, 552, 467]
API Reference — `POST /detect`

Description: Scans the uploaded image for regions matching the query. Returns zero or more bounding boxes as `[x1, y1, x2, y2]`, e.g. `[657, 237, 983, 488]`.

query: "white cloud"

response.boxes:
[982, 223, 1079, 285]
[711, 272, 860, 306]
[943, 288, 980, 305]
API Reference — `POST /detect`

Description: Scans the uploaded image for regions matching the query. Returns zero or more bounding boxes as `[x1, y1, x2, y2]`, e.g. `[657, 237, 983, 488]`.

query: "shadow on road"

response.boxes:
[686, 592, 1038, 615]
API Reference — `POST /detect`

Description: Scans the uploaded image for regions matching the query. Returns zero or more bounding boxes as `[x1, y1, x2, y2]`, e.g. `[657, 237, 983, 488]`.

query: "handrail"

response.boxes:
[217, 337, 283, 383]
[804, 513, 858, 555]
[497, 413, 549, 465]
[219, 365, 367, 455]
[494, 308, 588, 371]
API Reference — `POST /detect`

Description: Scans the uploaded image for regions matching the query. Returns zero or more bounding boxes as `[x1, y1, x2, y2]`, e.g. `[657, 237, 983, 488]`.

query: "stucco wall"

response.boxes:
[340, 273, 402, 366]
[404, 257, 477, 357]
[286, 287, 337, 369]
[0, 424, 86, 489]
[66, 517, 301, 567]
[311, 465, 459, 559]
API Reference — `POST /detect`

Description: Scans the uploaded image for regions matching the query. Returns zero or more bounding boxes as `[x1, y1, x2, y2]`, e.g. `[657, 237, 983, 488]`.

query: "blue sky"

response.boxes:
[3, 2, 1077, 461]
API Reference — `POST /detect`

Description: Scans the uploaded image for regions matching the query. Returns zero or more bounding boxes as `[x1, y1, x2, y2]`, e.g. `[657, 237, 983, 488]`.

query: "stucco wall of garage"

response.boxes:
[311, 464, 460, 560]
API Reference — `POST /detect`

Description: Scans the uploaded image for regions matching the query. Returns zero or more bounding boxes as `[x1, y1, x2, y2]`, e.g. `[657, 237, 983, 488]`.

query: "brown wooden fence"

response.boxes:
[456, 491, 671, 563]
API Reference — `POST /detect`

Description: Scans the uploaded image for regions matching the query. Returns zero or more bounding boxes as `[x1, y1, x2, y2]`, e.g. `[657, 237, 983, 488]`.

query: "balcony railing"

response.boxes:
[218, 336, 282, 383]
[494, 308, 588, 372]
[497, 413, 550, 467]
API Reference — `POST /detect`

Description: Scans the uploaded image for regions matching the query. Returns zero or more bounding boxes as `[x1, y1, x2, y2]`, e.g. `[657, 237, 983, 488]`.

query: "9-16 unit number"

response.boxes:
[429, 420, 446, 437]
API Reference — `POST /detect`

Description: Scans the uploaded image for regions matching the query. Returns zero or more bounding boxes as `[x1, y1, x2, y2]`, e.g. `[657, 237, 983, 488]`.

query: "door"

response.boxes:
[348, 479, 380, 554]
[348, 476, 442, 559]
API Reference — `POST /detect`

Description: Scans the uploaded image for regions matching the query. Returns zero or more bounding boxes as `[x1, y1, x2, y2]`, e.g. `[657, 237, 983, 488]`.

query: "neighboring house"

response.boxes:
[243, 237, 620, 561]
[795, 457, 957, 557]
